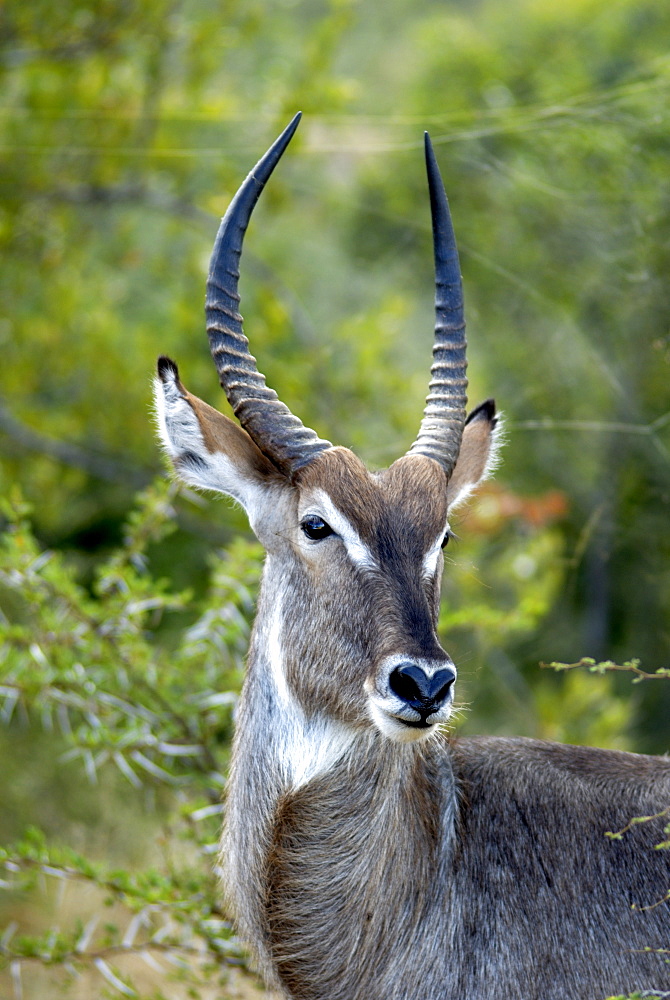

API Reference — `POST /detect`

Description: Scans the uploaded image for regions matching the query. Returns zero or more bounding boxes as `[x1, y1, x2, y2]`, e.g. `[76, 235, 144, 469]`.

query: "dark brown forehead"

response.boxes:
[296, 447, 449, 549]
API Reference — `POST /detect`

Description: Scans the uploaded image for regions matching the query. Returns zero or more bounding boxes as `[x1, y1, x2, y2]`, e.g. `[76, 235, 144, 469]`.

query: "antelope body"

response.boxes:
[154, 114, 670, 1000]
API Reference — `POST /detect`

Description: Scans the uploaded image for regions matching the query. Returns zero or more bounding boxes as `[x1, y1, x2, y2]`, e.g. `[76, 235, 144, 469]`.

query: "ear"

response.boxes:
[153, 356, 287, 520]
[447, 399, 502, 511]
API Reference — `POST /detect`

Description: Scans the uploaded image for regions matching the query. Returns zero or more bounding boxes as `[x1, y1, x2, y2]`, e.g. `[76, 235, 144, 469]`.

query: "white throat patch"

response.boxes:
[262, 582, 356, 790]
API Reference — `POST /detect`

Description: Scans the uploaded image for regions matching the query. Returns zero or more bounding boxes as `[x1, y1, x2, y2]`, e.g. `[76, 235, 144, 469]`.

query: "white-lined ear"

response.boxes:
[447, 399, 503, 511]
[153, 356, 286, 519]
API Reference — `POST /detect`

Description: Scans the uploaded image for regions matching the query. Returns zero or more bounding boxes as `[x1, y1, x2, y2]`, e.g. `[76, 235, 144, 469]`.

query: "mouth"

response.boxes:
[368, 699, 448, 743]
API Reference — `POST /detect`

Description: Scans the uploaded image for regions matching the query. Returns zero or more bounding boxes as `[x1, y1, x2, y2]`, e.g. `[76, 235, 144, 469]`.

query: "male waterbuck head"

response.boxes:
[155, 113, 500, 747]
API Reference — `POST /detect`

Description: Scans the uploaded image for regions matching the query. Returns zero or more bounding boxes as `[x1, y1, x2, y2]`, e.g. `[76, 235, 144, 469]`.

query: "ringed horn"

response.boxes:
[205, 113, 468, 477]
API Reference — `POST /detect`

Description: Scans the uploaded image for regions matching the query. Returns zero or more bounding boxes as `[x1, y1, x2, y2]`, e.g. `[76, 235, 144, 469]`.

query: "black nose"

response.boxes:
[388, 662, 456, 718]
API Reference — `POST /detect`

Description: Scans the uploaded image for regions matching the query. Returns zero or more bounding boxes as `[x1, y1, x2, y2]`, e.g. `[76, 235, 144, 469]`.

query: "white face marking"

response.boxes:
[422, 527, 448, 580]
[262, 563, 356, 789]
[302, 488, 378, 571]
[267, 593, 291, 707]
[368, 701, 437, 744]
[367, 654, 456, 743]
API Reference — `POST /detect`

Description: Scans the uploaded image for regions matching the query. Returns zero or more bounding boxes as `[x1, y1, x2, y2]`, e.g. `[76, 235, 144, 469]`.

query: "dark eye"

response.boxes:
[441, 532, 450, 549]
[300, 516, 334, 541]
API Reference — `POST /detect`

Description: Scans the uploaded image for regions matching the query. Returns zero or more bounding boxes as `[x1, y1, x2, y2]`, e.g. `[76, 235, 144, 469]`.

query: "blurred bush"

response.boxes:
[0, 481, 264, 996]
[1, 0, 669, 994]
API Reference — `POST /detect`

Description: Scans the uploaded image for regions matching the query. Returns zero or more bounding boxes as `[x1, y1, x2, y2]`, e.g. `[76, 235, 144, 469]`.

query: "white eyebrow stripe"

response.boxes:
[305, 488, 378, 570]
[422, 525, 449, 579]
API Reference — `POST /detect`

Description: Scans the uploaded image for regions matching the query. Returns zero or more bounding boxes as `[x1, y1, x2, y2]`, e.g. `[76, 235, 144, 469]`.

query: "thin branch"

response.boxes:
[606, 807, 670, 840]
[632, 889, 670, 913]
[541, 657, 670, 682]
[46, 182, 215, 227]
[0, 679, 225, 793]
[510, 413, 670, 436]
[490, 413, 670, 467]
[0, 399, 153, 487]
[2, 939, 203, 966]
[0, 856, 222, 919]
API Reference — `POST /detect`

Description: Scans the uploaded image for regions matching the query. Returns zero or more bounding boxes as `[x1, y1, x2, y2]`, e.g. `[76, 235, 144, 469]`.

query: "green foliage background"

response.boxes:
[1, 0, 669, 995]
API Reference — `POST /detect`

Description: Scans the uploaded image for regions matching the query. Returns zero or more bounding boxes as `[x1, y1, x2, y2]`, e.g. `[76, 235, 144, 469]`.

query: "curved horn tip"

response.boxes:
[424, 131, 438, 164]
[258, 111, 302, 187]
[266, 111, 302, 156]
[287, 110, 302, 130]
[424, 132, 448, 202]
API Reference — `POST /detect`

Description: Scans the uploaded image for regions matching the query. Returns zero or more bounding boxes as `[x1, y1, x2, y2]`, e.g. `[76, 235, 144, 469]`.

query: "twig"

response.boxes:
[0, 399, 153, 487]
[607, 806, 670, 840]
[540, 657, 670, 682]
[46, 182, 215, 227]
[511, 413, 670, 435]
[1, 939, 202, 965]
[632, 889, 670, 913]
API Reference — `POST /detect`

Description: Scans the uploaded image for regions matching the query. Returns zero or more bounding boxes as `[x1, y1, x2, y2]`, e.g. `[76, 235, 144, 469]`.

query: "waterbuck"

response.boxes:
[154, 114, 670, 1000]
